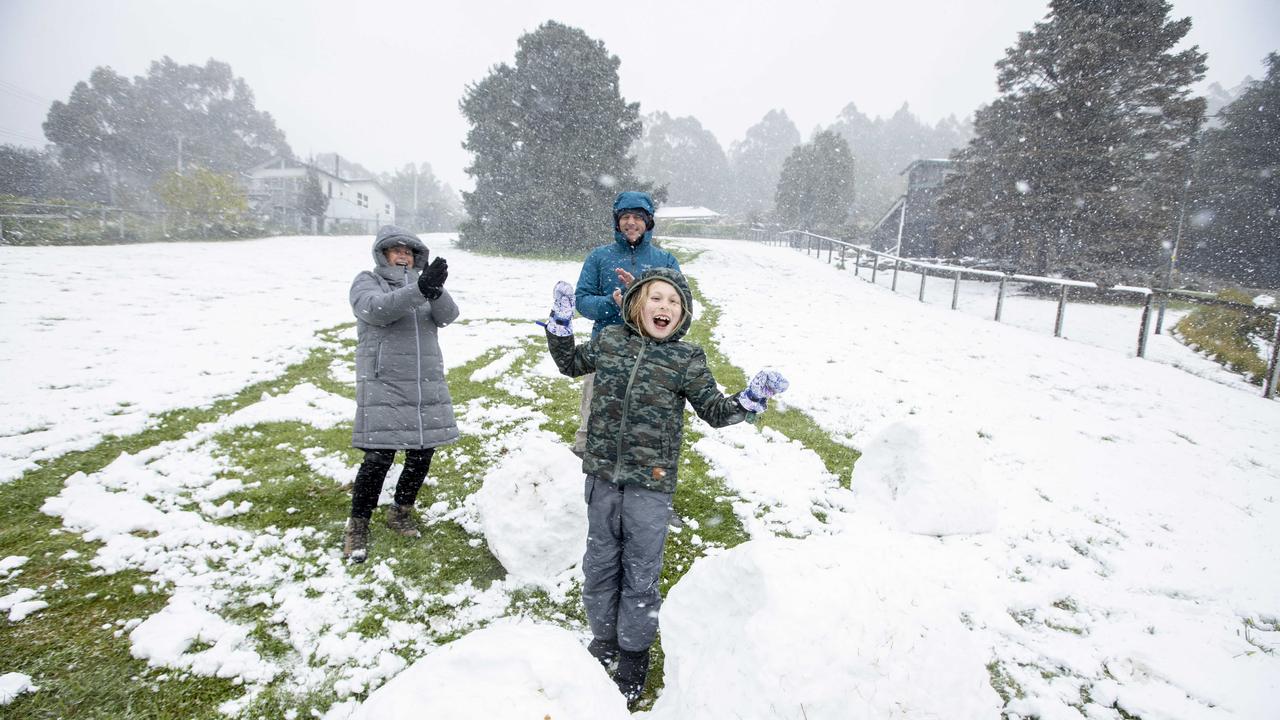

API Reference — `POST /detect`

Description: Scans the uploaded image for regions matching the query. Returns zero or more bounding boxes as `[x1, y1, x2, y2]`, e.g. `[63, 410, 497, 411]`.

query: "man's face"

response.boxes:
[617, 211, 647, 245]
[384, 245, 414, 267]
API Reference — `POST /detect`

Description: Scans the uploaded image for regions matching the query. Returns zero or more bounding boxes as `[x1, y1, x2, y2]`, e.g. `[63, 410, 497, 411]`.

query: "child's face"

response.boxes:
[638, 280, 684, 339]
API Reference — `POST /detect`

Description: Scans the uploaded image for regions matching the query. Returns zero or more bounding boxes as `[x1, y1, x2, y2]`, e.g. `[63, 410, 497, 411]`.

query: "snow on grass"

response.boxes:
[3, 234, 1278, 718]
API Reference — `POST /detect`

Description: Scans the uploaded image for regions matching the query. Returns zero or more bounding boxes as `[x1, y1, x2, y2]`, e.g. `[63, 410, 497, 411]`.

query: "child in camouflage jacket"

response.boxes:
[542, 266, 788, 704]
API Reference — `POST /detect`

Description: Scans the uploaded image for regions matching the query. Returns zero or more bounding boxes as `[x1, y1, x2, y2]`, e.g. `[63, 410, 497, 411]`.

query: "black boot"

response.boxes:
[587, 637, 619, 670]
[613, 647, 650, 705]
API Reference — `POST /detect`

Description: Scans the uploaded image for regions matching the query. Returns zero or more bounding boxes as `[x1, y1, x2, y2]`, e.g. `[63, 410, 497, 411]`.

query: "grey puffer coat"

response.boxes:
[350, 226, 460, 450]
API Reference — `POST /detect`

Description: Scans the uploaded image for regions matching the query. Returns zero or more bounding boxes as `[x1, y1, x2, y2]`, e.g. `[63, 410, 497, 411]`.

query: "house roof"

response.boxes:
[247, 155, 392, 195]
[899, 158, 956, 175]
[654, 205, 722, 219]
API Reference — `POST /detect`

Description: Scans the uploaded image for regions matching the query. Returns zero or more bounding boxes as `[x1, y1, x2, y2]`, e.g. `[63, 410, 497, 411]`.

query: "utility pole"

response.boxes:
[1156, 135, 1199, 334]
[893, 193, 908, 257]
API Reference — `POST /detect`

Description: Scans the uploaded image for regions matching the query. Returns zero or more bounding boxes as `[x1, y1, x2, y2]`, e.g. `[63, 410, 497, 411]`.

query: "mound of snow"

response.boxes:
[647, 534, 1000, 720]
[474, 435, 587, 584]
[0, 672, 38, 705]
[852, 416, 997, 536]
[350, 621, 628, 720]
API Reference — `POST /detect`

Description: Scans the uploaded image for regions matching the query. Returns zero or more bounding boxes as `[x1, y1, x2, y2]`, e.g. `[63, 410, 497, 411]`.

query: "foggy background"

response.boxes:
[1, 0, 1275, 192]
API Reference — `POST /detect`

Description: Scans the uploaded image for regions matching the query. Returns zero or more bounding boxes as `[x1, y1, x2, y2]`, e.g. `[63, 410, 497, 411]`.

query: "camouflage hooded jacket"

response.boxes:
[546, 267, 748, 493]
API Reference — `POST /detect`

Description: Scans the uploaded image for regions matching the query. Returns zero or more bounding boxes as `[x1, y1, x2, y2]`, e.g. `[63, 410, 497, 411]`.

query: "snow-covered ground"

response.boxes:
[2, 234, 1278, 718]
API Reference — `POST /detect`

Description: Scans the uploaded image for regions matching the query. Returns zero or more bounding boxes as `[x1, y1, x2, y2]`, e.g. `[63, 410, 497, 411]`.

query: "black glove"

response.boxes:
[418, 257, 448, 300]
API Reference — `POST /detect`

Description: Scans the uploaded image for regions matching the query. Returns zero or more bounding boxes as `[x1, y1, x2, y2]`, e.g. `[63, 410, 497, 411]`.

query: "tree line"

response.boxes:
[0, 6, 1273, 288]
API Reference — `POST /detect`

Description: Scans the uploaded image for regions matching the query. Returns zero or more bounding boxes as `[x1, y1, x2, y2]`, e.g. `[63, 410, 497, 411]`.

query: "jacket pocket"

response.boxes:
[374, 341, 384, 378]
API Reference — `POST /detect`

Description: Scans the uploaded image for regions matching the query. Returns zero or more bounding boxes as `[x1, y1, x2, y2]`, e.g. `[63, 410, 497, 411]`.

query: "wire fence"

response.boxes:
[0, 200, 387, 245]
[750, 226, 1280, 399]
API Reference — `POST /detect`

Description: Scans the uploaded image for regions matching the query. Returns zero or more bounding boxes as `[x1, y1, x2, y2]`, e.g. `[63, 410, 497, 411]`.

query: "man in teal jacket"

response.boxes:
[571, 191, 680, 456]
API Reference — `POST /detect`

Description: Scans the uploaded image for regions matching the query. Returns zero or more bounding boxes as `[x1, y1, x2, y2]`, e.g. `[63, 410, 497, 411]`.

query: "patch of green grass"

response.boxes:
[1174, 288, 1277, 385]
[986, 660, 1024, 704]
[3, 267, 864, 718]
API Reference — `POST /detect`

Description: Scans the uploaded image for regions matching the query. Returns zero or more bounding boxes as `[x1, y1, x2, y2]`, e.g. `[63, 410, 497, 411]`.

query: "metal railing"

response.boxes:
[747, 226, 1280, 399]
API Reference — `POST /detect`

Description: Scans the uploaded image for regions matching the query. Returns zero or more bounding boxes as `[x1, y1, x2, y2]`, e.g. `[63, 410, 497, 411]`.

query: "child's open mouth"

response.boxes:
[653, 314, 671, 329]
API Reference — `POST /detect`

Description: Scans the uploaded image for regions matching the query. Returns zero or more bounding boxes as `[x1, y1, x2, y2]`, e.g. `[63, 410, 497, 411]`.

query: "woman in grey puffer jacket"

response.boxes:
[344, 225, 459, 563]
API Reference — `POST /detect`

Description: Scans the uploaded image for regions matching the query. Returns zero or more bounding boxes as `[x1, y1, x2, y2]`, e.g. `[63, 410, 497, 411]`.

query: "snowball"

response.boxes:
[473, 435, 587, 584]
[851, 416, 997, 536]
[350, 621, 628, 720]
[649, 535, 1001, 719]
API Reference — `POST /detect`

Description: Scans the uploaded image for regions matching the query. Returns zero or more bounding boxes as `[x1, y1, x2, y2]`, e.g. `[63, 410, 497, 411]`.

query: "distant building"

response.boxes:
[868, 159, 957, 257]
[245, 156, 394, 233]
[654, 206, 725, 223]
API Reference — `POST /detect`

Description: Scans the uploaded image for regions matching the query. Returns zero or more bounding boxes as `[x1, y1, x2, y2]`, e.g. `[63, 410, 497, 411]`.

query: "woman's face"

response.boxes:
[638, 280, 684, 339]
[384, 245, 414, 267]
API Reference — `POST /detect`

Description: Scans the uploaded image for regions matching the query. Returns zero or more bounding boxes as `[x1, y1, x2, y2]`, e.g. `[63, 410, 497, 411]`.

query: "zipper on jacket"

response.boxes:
[613, 337, 649, 483]
[408, 267, 425, 446]
[374, 341, 384, 378]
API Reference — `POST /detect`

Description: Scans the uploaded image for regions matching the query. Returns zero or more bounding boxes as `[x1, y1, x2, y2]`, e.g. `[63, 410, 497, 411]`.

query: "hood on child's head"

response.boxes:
[622, 266, 694, 342]
[372, 225, 428, 270]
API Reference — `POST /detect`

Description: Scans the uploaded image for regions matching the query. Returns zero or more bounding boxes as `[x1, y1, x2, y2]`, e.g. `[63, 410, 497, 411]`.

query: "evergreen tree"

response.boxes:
[774, 130, 855, 231]
[937, 0, 1206, 275]
[300, 169, 329, 224]
[43, 58, 290, 206]
[459, 21, 655, 254]
[727, 110, 801, 221]
[633, 111, 729, 209]
[1184, 53, 1280, 287]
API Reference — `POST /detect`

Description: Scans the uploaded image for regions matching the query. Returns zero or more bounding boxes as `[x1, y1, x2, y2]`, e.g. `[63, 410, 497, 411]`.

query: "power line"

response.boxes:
[0, 79, 51, 105]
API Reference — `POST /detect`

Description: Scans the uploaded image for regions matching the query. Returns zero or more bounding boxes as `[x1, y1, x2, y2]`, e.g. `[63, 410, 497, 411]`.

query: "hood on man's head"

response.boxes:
[613, 191, 656, 232]
[372, 225, 429, 270]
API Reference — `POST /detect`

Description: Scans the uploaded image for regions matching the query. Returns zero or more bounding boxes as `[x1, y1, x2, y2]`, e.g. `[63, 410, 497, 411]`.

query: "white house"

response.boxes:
[245, 156, 395, 233]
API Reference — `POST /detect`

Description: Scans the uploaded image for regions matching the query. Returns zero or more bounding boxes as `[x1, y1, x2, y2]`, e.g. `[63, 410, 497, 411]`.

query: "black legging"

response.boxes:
[350, 448, 435, 519]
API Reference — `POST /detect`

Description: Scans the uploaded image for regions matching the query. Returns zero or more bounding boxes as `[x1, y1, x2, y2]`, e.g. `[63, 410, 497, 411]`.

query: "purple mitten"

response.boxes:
[546, 280, 576, 337]
[738, 370, 789, 413]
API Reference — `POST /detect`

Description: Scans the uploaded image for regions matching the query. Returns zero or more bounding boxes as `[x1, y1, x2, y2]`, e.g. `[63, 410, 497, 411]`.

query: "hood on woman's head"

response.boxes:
[372, 225, 429, 270]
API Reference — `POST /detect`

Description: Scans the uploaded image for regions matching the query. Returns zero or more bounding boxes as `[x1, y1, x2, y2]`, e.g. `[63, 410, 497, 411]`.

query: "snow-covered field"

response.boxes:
[2, 234, 1277, 718]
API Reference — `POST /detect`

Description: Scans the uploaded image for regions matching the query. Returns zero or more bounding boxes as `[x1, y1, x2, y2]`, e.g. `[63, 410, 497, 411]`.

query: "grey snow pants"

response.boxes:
[582, 475, 674, 653]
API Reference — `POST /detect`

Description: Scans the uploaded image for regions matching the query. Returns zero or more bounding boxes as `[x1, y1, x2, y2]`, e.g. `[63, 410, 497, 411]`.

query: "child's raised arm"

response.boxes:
[541, 281, 598, 377]
[684, 361, 790, 427]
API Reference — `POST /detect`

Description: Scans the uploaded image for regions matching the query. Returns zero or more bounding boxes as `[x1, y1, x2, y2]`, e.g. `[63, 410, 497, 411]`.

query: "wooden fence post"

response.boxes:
[951, 271, 961, 310]
[1137, 293, 1154, 357]
[1265, 314, 1280, 399]
[995, 276, 1007, 321]
[918, 268, 928, 302]
[1054, 285, 1069, 337]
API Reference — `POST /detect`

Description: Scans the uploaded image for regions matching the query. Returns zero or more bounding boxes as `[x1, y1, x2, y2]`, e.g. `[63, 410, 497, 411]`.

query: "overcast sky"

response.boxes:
[1, 0, 1276, 192]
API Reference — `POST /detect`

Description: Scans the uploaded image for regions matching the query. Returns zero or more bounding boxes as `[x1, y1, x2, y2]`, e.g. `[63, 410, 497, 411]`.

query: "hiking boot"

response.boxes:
[343, 517, 370, 563]
[385, 504, 422, 538]
[587, 637, 619, 671]
[613, 647, 650, 705]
